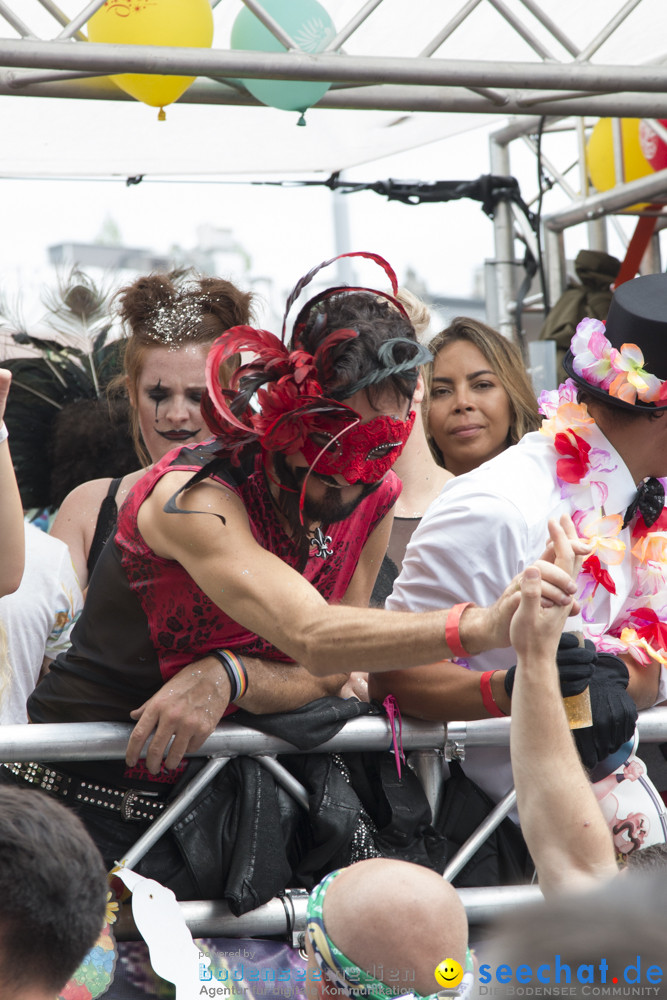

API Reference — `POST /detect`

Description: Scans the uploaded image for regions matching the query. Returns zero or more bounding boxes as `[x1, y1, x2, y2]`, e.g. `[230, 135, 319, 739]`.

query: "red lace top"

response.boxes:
[119, 443, 401, 678]
[29, 442, 400, 734]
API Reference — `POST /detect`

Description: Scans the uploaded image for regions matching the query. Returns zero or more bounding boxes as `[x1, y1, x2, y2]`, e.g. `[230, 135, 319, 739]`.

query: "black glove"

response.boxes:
[573, 652, 638, 770]
[504, 631, 596, 699]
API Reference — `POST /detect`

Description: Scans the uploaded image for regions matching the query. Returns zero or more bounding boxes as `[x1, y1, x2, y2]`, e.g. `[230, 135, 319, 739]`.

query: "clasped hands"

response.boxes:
[507, 516, 637, 769]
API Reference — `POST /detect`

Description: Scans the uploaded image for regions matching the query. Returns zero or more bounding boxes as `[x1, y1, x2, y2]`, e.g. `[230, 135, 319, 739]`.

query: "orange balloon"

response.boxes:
[88, 0, 214, 116]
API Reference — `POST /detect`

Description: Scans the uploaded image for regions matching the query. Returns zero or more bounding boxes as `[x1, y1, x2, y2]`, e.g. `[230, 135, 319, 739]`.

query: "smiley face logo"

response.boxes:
[434, 958, 464, 989]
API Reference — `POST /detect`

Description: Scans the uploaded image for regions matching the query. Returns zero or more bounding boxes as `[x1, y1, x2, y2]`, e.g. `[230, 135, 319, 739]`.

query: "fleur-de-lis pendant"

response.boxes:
[310, 526, 333, 559]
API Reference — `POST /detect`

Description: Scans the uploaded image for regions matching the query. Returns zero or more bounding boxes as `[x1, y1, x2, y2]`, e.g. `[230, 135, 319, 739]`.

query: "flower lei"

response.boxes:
[539, 377, 667, 669]
[571, 317, 667, 406]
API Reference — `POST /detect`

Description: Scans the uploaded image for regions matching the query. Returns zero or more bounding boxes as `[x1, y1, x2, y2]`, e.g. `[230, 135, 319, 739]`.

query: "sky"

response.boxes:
[0, 0, 663, 335]
[1, 115, 648, 338]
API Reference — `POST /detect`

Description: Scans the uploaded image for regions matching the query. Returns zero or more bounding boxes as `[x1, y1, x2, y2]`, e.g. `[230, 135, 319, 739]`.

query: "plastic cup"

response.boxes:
[562, 687, 593, 729]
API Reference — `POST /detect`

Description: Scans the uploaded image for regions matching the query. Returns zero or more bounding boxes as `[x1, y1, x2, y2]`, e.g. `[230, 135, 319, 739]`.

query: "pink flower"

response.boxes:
[540, 401, 594, 440]
[571, 318, 615, 389]
[626, 607, 667, 660]
[607, 342, 663, 404]
[618, 626, 667, 666]
[634, 561, 667, 598]
[572, 508, 625, 565]
[631, 530, 667, 565]
[559, 445, 616, 507]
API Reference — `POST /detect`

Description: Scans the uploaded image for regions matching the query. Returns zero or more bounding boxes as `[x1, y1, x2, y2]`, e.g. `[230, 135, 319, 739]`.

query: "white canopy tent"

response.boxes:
[1, 0, 667, 330]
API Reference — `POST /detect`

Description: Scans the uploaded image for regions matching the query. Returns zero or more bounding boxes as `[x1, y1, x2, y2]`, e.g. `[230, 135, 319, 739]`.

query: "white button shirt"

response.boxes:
[388, 424, 658, 803]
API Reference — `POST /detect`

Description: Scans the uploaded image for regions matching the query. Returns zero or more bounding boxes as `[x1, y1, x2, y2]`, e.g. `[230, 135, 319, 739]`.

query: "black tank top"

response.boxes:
[86, 477, 122, 578]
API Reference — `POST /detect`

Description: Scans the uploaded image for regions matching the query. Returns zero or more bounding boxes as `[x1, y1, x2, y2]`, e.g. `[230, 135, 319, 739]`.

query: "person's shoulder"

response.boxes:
[431, 432, 557, 514]
[50, 476, 116, 541]
[56, 476, 115, 514]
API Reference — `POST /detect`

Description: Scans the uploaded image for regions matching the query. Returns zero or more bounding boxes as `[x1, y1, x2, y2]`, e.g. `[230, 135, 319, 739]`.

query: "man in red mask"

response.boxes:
[17, 253, 579, 899]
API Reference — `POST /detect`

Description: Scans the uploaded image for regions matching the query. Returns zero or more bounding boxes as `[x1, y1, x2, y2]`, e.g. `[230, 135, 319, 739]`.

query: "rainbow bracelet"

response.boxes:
[211, 648, 248, 702]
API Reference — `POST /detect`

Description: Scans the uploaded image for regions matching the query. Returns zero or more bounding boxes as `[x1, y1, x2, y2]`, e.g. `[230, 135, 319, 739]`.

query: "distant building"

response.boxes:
[48, 242, 170, 272]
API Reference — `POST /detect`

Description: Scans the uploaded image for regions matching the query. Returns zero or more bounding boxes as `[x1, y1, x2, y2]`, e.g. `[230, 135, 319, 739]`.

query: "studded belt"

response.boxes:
[1, 761, 167, 823]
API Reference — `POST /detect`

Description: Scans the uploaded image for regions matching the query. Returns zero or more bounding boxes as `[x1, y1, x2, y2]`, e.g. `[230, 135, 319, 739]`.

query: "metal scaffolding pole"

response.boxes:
[544, 167, 667, 231]
[2, 74, 667, 118]
[1, 41, 667, 93]
[489, 132, 518, 340]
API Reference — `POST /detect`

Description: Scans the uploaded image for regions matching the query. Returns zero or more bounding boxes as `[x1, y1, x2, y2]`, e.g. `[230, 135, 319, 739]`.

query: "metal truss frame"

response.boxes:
[1, 0, 666, 328]
[0, 0, 665, 118]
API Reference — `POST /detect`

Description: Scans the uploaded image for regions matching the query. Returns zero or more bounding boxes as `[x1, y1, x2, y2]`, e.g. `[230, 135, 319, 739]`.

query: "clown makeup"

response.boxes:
[130, 343, 209, 464]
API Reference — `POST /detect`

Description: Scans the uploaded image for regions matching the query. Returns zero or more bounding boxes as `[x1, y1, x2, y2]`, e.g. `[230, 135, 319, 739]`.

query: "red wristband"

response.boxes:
[445, 602, 473, 658]
[480, 670, 507, 718]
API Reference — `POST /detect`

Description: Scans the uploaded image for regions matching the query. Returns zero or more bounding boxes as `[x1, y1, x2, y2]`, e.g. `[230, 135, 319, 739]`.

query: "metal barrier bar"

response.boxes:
[4, 707, 667, 761]
[113, 884, 543, 940]
[0, 716, 447, 761]
[6, 709, 667, 940]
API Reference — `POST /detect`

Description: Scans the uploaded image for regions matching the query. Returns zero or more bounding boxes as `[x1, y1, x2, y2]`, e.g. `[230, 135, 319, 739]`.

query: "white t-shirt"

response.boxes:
[0, 522, 83, 724]
[388, 425, 660, 804]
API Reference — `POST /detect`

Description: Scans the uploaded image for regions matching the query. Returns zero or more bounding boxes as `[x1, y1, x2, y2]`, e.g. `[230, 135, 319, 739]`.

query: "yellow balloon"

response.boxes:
[586, 118, 655, 210]
[88, 0, 214, 115]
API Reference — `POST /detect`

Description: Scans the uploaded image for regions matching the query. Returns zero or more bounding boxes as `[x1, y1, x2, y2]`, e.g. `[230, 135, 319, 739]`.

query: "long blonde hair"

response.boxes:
[426, 317, 541, 466]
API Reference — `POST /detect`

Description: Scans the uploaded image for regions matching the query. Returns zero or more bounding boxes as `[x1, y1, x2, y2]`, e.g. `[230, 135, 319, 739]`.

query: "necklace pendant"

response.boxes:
[310, 526, 333, 559]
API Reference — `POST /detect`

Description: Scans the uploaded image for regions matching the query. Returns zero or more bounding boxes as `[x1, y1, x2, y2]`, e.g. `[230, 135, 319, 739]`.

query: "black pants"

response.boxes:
[0, 766, 199, 898]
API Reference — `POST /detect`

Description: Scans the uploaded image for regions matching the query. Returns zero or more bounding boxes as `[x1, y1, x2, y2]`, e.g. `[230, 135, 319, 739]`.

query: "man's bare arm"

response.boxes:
[0, 370, 24, 595]
[139, 477, 581, 676]
[123, 503, 396, 773]
[126, 654, 349, 773]
[510, 563, 618, 896]
[625, 656, 661, 710]
[369, 659, 511, 719]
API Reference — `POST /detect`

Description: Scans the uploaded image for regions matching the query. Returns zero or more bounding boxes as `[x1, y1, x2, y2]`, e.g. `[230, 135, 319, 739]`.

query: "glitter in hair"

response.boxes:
[146, 293, 207, 346]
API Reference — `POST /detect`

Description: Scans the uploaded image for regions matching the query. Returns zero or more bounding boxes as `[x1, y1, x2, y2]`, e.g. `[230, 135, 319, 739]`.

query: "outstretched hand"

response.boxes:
[509, 515, 586, 657]
[490, 515, 587, 649]
[509, 564, 576, 662]
[126, 656, 232, 774]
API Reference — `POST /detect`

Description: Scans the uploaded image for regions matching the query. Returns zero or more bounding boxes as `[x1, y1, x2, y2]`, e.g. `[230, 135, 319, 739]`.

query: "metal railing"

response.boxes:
[4, 707, 667, 936]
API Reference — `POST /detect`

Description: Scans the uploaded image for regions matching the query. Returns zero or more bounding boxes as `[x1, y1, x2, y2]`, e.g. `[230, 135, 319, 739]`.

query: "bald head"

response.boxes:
[317, 859, 468, 997]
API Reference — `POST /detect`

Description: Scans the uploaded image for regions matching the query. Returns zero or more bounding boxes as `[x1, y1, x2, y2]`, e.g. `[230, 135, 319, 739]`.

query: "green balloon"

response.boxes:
[231, 0, 335, 113]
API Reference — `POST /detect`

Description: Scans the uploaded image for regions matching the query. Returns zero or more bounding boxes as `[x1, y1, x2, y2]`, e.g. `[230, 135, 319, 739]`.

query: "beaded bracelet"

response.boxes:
[0, 422, 8, 444]
[480, 670, 507, 718]
[445, 602, 473, 658]
[211, 648, 248, 703]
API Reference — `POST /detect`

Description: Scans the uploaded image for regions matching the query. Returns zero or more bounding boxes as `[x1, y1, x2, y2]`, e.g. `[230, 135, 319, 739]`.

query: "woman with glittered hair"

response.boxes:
[14, 252, 579, 899]
[51, 271, 252, 590]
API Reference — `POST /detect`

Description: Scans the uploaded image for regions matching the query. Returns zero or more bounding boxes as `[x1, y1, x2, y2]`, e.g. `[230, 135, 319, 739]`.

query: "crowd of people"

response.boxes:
[1, 252, 667, 998]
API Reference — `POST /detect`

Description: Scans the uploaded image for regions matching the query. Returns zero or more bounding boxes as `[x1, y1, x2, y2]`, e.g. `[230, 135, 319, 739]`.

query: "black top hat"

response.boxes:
[562, 272, 667, 411]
